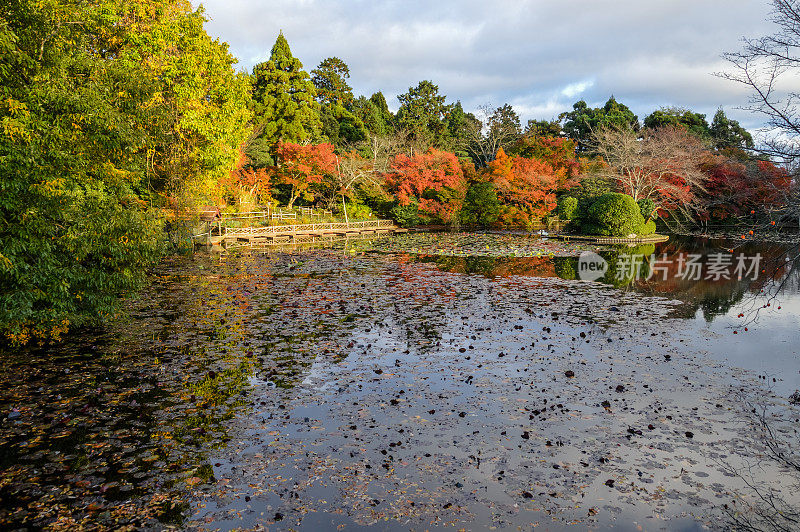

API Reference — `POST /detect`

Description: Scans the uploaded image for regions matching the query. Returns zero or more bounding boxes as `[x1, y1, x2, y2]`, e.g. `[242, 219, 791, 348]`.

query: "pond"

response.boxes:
[1, 232, 799, 531]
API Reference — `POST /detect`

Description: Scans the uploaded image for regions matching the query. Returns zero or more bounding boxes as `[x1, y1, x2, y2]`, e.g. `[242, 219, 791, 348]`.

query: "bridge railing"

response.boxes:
[224, 219, 395, 238]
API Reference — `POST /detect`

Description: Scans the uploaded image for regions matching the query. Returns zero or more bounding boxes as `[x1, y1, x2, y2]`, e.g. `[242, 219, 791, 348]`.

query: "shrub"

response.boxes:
[581, 193, 648, 237]
[637, 198, 656, 220]
[641, 219, 656, 235]
[390, 201, 420, 227]
[557, 196, 579, 220]
[341, 200, 373, 221]
[461, 182, 500, 226]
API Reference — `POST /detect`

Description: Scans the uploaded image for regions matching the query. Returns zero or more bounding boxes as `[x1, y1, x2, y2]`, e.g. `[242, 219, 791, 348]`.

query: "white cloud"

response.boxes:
[561, 80, 595, 99]
[194, 0, 777, 130]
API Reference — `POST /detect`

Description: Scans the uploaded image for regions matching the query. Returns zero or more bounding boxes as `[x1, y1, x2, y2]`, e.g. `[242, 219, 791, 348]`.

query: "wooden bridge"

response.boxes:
[203, 219, 407, 249]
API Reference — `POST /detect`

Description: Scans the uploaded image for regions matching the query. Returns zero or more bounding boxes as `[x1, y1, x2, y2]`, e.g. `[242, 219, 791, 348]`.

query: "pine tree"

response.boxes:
[311, 57, 353, 107]
[251, 32, 322, 163]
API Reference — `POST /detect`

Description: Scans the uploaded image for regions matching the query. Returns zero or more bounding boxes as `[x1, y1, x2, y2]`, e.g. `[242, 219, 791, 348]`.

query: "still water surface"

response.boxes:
[1, 233, 799, 530]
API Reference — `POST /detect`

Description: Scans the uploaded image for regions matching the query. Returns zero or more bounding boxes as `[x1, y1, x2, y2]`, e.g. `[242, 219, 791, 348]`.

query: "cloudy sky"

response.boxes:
[194, 0, 777, 130]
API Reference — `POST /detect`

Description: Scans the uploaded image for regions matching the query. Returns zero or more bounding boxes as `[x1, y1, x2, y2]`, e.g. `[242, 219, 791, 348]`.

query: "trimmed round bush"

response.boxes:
[640, 219, 656, 235]
[557, 196, 579, 221]
[581, 193, 648, 237]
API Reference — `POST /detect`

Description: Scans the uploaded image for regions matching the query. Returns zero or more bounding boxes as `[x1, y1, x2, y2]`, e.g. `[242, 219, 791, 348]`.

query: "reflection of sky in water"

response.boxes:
[413, 234, 800, 396]
[633, 237, 800, 396]
[686, 281, 800, 395]
[191, 248, 800, 531]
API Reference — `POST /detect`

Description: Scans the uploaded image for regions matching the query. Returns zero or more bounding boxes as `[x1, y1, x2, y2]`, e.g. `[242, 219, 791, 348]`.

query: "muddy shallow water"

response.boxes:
[2, 233, 800, 531]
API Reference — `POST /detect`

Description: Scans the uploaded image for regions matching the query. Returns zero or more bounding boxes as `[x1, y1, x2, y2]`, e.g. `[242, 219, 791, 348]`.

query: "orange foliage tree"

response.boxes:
[511, 135, 581, 189]
[274, 142, 339, 208]
[384, 149, 467, 223]
[222, 167, 272, 208]
[485, 148, 560, 226]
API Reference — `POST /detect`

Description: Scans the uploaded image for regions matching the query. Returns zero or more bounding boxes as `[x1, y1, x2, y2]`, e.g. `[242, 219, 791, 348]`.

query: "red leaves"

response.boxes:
[700, 157, 791, 220]
[512, 135, 580, 188]
[276, 142, 338, 183]
[384, 149, 466, 223]
[274, 142, 340, 207]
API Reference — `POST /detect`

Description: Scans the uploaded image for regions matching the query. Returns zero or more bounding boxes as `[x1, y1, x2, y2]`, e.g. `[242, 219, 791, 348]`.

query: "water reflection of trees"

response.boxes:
[418, 238, 800, 323]
[632, 238, 797, 322]
[0, 255, 264, 529]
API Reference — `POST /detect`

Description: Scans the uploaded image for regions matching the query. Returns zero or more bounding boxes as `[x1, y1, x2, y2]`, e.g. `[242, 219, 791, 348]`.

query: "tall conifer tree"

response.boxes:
[251, 32, 322, 162]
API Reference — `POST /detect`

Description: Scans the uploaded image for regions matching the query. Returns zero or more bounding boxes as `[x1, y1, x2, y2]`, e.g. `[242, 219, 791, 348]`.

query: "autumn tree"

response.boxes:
[592, 126, 710, 220]
[383, 149, 466, 224]
[223, 167, 272, 209]
[485, 148, 561, 226]
[250, 32, 322, 163]
[700, 157, 790, 220]
[511, 135, 580, 189]
[273, 142, 339, 208]
[322, 151, 383, 208]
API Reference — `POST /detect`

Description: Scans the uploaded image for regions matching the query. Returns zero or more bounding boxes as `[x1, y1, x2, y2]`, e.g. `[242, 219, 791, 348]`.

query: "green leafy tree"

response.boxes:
[396, 80, 451, 145]
[461, 182, 500, 225]
[370, 92, 395, 125]
[560, 97, 639, 151]
[352, 96, 389, 136]
[0, 0, 250, 344]
[319, 103, 368, 146]
[525, 119, 562, 137]
[643, 107, 711, 140]
[311, 56, 354, 107]
[351, 92, 396, 137]
[443, 101, 481, 159]
[557, 196, 579, 220]
[128, 4, 253, 201]
[710, 108, 754, 151]
[312, 57, 366, 147]
[251, 32, 322, 163]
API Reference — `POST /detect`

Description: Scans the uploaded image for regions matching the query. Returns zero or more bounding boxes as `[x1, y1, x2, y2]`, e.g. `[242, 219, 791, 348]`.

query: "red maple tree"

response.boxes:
[485, 148, 560, 226]
[384, 149, 467, 223]
[700, 156, 791, 220]
[274, 142, 339, 208]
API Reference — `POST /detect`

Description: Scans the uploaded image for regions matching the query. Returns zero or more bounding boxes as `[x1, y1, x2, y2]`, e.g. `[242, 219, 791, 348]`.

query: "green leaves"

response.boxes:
[251, 32, 322, 157]
[396, 80, 451, 146]
[0, 0, 250, 343]
[580, 193, 650, 237]
[559, 97, 639, 151]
